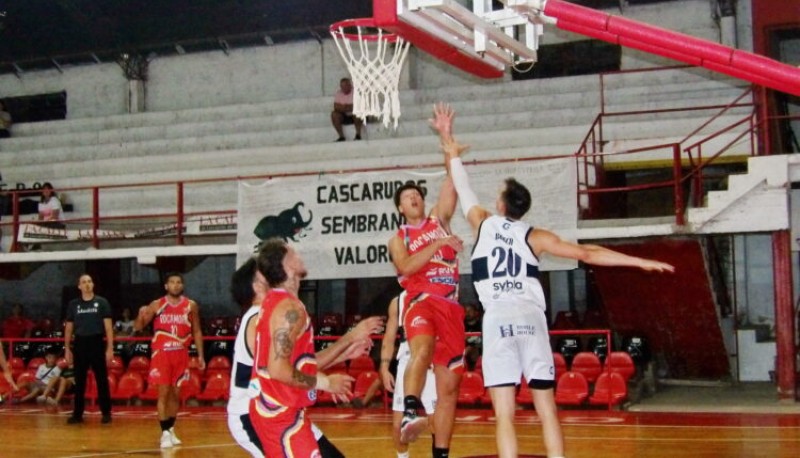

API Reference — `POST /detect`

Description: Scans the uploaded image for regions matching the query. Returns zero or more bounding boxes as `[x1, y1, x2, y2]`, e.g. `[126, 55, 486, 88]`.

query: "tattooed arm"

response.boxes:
[265, 298, 317, 389]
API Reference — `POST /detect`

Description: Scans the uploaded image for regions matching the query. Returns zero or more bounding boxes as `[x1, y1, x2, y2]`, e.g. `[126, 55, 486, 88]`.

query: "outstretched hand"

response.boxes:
[640, 259, 675, 273]
[429, 102, 455, 141]
[340, 337, 373, 361]
[348, 316, 384, 342]
[326, 372, 355, 404]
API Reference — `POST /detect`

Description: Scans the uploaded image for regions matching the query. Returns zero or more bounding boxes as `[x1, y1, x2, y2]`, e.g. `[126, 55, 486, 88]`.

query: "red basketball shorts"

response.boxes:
[148, 348, 189, 387]
[403, 293, 466, 373]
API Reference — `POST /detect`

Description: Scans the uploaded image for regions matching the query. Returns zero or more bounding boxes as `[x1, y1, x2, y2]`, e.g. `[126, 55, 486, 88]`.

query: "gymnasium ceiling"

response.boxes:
[0, 0, 680, 71]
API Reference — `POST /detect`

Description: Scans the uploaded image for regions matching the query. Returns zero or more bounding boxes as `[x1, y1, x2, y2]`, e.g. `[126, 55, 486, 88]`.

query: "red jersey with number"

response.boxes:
[397, 216, 459, 299]
[151, 296, 193, 352]
[252, 288, 317, 413]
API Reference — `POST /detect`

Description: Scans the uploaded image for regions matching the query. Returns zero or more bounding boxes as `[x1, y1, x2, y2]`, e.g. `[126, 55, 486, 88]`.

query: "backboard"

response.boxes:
[373, 0, 549, 78]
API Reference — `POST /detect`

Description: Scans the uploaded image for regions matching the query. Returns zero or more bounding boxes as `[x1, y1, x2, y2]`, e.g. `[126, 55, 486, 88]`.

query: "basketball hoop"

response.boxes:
[330, 18, 410, 129]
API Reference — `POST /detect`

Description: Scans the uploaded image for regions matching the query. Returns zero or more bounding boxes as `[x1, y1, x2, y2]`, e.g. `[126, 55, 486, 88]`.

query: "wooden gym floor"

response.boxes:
[1, 398, 799, 458]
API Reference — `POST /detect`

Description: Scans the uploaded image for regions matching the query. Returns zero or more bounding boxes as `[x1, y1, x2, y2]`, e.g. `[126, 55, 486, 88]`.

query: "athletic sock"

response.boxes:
[397, 452, 410, 458]
[159, 419, 170, 432]
[403, 395, 421, 417]
[432, 447, 449, 458]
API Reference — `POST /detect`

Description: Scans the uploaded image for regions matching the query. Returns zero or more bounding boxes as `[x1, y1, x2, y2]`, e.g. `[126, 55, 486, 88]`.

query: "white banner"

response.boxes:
[236, 158, 578, 279]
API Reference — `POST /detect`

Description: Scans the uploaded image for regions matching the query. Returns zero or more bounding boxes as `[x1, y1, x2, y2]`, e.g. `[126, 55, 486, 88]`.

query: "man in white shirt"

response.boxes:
[331, 78, 363, 142]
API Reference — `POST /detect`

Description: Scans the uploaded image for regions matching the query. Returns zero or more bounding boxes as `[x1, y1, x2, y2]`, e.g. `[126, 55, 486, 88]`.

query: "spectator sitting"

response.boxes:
[0, 100, 11, 138]
[17, 348, 62, 404]
[331, 77, 363, 142]
[37, 182, 65, 229]
[1, 303, 35, 338]
[464, 303, 483, 371]
[114, 308, 135, 337]
[48, 363, 75, 406]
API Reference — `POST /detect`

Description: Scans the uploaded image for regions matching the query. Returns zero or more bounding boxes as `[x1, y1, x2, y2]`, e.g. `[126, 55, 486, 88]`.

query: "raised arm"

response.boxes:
[133, 300, 161, 332]
[530, 229, 675, 272]
[429, 103, 457, 226]
[443, 137, 491, 232]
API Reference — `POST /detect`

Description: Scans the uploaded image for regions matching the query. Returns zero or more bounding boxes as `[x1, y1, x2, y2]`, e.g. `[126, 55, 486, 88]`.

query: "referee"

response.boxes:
[64, 273, 113, 424]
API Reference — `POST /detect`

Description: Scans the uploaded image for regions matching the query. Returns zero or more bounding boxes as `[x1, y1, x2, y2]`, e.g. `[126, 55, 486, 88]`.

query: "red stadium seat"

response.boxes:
[139, 381, 160, 402]
[553, 352, 567, 381]
[196, 372, 231, 403]
[87, 372, 117, 406]
[108, 356, 125, 378]
[27, 357, 45, 370]
[457, 371, 485, 405]
[352, 370, 381, 401]
[112, 371, 145, 404]
[604, 351, 636, 382]
[554, 371, 588, 406]
[570, 352, 602, 383]
[589, 372, 627, 406]
[12, 370, 37, 398]
[347, 355, 375, 379]
[179, 371, 202, 405]
[188, 355, 205, 380]
[8, 357, 25, 380]
[127, 356, 150, 377]
[56, 357, 68, 370]
[516, 378, 534, 406]
[205, 355, 231, 379]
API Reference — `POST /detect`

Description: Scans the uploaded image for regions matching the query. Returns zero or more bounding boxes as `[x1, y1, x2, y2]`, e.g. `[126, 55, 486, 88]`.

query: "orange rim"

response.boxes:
[330, 18, 399, 43]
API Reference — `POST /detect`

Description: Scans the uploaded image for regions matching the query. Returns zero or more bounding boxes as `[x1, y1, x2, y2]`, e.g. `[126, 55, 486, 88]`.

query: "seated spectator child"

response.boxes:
[48, 363, 75, 406]
[18, 349, 61, 403]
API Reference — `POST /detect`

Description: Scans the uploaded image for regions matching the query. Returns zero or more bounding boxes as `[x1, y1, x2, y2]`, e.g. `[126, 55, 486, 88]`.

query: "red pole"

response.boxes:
[771, 230, 796, 401]
[543, 0, 800, 96]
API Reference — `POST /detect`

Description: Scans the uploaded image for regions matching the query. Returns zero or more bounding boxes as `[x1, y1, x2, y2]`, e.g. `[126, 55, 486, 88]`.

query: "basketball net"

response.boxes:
[331, 20, 410, 129]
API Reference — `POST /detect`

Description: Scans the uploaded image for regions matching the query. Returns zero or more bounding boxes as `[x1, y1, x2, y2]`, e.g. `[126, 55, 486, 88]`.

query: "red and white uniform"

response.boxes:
[249, 288, 320, 458]
[148, 296, 193, 387]
[397, 217, 465, 373]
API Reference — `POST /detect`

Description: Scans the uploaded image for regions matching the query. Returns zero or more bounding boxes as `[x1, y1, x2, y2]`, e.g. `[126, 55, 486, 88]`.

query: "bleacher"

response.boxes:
[0, 67, 750, 240]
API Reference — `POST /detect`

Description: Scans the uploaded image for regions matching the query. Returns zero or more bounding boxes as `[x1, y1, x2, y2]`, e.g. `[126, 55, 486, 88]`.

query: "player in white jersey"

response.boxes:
[380, 291, 437, 458]
[227, 257, 383, 458]
[440, 118, 674, 458]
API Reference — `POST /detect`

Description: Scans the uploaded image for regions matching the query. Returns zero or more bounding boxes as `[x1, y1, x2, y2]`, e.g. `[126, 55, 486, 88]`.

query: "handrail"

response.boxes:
[0, 152, 578, 252]
[577, 65, 761, 225]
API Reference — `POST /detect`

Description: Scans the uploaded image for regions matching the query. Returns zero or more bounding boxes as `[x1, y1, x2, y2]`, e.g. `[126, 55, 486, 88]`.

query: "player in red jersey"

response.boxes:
[135, 272, 205, 449]
[388, 103, 465, 457]
[250, 238, 354, 458]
